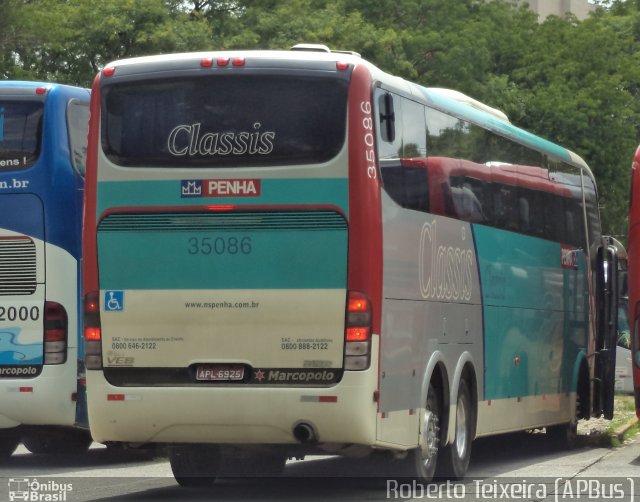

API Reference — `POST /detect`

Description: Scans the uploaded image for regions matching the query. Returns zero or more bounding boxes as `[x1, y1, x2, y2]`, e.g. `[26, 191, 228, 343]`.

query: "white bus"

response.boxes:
[82, 46, 622, 485]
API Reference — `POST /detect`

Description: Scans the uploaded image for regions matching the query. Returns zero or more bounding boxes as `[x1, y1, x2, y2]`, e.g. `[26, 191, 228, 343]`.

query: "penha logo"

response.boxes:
[181, 180, 202, 198]
[181, 179, 261, 198]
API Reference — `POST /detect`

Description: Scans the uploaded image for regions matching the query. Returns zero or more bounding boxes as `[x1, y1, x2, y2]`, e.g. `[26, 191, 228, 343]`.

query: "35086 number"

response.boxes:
[0, 306, 40, 322]
[187, 236, 252, 256]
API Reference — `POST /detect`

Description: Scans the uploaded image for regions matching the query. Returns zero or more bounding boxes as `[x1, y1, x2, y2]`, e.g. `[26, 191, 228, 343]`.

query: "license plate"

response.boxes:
[196, 365, 244, 381]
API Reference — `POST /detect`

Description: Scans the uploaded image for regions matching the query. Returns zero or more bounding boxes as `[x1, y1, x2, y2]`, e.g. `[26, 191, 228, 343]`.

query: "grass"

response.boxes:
[605, 393, 638, 447]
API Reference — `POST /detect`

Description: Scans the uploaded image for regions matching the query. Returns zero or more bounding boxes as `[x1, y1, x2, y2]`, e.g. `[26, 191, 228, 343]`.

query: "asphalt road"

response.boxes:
[1, 429, 639, 501]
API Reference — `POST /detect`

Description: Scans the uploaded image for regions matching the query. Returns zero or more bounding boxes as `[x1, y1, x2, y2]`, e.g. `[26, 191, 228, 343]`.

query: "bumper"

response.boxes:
[0, 351, 78, 429]
[87, 362, 379, 446]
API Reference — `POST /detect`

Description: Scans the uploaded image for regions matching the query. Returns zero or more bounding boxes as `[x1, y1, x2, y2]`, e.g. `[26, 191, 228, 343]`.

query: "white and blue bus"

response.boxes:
[82, 46, 623, 484]
[0, 81, 91, 457]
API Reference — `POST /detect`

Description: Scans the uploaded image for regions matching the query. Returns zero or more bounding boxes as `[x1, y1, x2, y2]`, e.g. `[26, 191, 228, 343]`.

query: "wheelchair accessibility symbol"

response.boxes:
[104, 290, 124, 312]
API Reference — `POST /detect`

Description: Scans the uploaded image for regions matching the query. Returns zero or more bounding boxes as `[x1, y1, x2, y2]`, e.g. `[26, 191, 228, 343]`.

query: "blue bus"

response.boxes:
[0, 81, 91, 457]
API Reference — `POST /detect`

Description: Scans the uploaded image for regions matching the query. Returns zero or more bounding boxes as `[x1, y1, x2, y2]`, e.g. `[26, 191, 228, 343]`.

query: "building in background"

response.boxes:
[519, 0, 596, 20]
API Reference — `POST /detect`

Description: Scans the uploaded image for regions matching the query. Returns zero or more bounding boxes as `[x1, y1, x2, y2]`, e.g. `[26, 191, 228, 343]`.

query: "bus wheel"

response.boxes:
[0, 436, 19, 460]
[224, 453, 287, 477]
[547, 396, 579, 449]
[22, 429, 92, 455]
[169, 445, 219, 487]
[403, 383, 440, 483]
[437, 379, 474, 479]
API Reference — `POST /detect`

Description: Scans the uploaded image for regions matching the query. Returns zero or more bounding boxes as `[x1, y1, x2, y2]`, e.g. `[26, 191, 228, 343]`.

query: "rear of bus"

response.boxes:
[0, 82, 90, 457]
[83, 50, 383, 460]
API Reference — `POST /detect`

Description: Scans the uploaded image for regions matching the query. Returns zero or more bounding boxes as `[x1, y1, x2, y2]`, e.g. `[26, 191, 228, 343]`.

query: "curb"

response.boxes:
[614, 417, 639, 441]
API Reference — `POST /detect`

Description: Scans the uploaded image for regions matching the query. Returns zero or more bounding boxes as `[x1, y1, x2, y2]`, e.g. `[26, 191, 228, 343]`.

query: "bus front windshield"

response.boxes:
[102, 74, 349, 168]
[0, 101, 43, 171]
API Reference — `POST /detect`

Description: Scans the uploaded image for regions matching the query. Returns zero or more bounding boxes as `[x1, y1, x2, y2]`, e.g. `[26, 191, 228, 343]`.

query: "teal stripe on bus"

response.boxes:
[473, 225, 589, 400]
[96, 178, 349, 216]
[97, 212, 348, 290]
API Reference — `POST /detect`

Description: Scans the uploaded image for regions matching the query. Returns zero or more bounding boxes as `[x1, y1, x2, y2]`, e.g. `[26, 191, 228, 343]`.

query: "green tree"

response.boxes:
[509, 9, 640, 239]
[3, 0, 638, 237]
[0, 0, 24, 79]
[9, 0, 212, 86]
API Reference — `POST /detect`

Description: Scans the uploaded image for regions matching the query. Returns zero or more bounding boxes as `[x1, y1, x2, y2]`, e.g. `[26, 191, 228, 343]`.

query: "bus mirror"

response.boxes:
[378, 92, 395, 143]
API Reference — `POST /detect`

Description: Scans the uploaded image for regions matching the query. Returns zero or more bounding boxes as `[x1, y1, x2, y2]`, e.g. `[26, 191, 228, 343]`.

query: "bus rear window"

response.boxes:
[102, 75, 349, 168]
[0, 101, 43, 171]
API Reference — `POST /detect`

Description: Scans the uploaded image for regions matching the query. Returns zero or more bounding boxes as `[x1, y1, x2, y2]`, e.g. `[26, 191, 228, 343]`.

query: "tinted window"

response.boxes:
[0, 101, 43, 171]
[380, 161, 429, 212]
[103, 75, 348, 168]
[401, 99, 426, 158]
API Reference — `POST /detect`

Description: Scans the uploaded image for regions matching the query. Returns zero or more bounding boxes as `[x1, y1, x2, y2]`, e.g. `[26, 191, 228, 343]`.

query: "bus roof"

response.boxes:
[0, 81, 89, 98]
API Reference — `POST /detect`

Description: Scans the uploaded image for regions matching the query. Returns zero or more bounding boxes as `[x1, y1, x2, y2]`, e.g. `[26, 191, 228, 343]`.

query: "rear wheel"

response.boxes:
[224, 453, 287, 477]
[169, 445, 220, 487]
[400, 383, 440, 483]
[437, 379, 474, 479]
[0, 435, 19, 460]
[547, 395, 579, 449]
[22, 429, 92, 455]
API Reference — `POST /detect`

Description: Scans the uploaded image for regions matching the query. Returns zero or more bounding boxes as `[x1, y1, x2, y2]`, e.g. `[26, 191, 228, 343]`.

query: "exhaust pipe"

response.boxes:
[293, 423, 317, 443]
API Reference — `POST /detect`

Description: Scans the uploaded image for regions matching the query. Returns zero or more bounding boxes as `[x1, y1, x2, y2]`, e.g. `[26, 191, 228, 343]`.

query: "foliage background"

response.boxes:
[1, 0, 638, 239]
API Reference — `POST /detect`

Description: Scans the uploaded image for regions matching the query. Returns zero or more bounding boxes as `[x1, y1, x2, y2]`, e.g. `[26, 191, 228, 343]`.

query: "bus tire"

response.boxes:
[547, 396, 579, 449]
[437, 379, 474, 479]
[225, 453, 287, 477]
[0, 436, 19, 460]
[169, 445, 219, 487]
[402, 383, 440, 483]
[22, 429, 92, 455]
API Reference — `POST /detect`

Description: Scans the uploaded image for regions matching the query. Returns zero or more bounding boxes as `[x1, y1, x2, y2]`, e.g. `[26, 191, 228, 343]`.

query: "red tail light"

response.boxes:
[84, 327, 101, 341]
[84, 291, 103, 369]
[346, 327, 370, 342]
[344, 291, 372, 370]
[44, 301, 67, 365]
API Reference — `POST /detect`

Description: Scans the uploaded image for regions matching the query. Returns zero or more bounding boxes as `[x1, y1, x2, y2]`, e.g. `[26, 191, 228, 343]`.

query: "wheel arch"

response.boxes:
[572, 350, 591, 419]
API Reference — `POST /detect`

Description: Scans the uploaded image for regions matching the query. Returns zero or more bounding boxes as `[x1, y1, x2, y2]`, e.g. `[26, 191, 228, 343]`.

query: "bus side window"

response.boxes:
[449, 175, 487, 223]
[400, 98, 426, 158]
[527, 189, 546, 239]
[375, 90, 402, 161]
[378, 92, 395, 143]
[493, 184, 519, 232]
[380, 163, 429, 213]
[519, 195, 530, 232]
